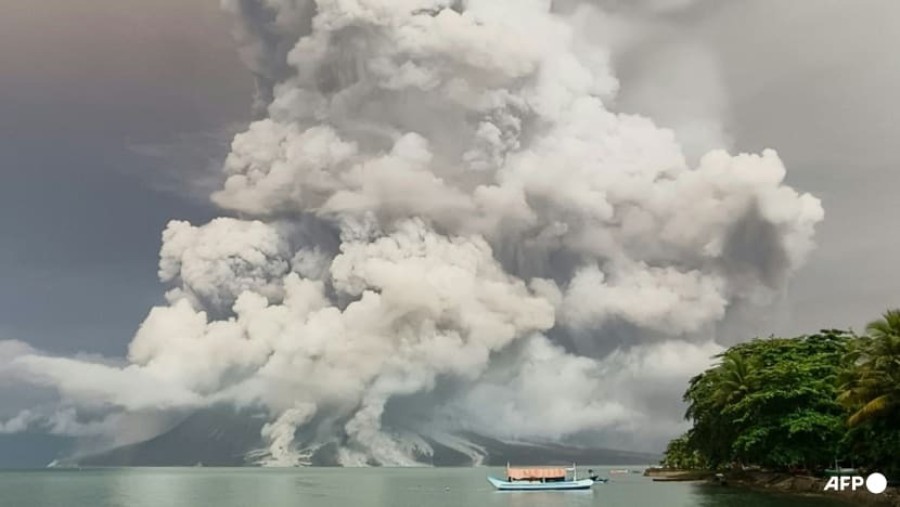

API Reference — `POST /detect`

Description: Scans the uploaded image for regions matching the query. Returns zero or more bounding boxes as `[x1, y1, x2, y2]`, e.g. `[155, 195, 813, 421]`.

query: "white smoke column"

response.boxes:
[259, 403, 316, 466]
[6, 0, 823, 464]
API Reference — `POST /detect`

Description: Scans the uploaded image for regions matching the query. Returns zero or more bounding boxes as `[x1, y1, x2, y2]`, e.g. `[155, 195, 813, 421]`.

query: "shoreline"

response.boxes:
[646, 468, 899, 506]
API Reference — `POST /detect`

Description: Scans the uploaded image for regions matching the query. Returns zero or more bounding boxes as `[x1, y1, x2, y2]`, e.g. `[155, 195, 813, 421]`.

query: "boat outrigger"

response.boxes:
[487, 464, 603, 491]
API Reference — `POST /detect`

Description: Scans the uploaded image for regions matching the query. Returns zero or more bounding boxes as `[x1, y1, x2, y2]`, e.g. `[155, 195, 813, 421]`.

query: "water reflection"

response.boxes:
[0, 467, 851, 507]
[489, 490, 596, 507]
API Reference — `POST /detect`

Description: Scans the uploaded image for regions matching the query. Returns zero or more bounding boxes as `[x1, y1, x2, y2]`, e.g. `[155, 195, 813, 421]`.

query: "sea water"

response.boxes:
[0, 466, 848, 507]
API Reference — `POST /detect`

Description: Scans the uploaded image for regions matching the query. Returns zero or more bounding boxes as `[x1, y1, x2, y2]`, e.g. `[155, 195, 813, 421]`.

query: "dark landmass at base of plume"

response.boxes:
[62, 408, 658, 467]
[72, 408, 265, 467]
[0, 433, 72, 469]
[459, 433, 657, 467]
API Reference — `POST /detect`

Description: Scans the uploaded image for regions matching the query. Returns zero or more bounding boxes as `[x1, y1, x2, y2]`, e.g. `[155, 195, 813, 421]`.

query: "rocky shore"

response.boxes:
[645, 468, 899, 506]
[643, 468, 715, 482]
[726, 471, 899, 506]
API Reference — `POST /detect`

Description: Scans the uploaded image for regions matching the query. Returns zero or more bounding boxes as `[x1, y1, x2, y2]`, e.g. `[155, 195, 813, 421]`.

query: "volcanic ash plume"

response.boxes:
[3, 0, 823, 465]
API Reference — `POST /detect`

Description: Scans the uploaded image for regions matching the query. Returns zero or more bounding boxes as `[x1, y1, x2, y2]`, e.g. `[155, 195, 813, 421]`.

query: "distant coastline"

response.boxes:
[55, 420, 658, 468]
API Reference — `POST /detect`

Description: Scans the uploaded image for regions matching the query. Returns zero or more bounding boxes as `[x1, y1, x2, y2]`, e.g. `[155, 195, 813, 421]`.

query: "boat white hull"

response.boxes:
[487, 476, 596, 491]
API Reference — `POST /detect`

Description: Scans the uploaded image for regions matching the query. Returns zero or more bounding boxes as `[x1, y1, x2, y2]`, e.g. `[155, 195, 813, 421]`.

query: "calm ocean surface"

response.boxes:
[0, 466, 848, 507]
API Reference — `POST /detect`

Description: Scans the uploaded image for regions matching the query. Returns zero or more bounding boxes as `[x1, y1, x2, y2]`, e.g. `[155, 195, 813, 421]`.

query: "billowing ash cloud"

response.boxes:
[1, 0, 823, 465]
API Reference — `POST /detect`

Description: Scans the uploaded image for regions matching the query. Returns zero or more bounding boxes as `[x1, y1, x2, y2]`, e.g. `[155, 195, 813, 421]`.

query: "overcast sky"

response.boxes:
[0, 0, 897, 354]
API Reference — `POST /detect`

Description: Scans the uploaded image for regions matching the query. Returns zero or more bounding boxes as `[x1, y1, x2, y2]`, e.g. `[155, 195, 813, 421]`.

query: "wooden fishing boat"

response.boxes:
[487, 464, 599, 491]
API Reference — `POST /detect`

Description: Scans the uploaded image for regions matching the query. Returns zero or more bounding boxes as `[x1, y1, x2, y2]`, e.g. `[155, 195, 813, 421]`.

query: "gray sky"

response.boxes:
[0, 0, 251, 355]
[706, 1, 900, 333]
[0, 1, 897, 366]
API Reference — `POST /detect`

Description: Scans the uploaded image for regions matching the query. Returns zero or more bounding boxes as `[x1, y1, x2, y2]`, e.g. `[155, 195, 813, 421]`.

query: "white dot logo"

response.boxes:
[866, 473, 887, 494]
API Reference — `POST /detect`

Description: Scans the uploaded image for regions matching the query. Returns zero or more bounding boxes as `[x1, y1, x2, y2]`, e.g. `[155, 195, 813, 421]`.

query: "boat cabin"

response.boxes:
[506, 465, 576, 483]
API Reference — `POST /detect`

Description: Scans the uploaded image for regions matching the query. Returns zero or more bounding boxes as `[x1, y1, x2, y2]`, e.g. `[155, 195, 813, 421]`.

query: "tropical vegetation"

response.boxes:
[663, 310, 900, 478]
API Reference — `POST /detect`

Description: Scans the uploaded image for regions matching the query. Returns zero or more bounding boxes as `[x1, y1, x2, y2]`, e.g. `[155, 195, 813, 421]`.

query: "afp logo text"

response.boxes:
[823, 473, 887, 494]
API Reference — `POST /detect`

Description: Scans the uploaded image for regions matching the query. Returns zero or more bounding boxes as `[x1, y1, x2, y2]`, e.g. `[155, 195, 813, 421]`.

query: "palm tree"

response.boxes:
[839, 309, 900, 426]
[713, 352, 754, 407]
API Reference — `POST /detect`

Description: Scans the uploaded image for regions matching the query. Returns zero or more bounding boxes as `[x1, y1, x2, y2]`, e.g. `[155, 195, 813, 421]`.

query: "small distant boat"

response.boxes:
[824, 467, 858, 477]
[487, 464, 600, 491]
[824, 458, 858, 477]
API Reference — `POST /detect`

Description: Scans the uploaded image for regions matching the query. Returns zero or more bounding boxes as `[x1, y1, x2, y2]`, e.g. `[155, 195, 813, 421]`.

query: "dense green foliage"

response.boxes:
[681, 331, 851, 471]
[839, 310, 900, 477]
[664, 310, 900, 477]
[660, 434, 705, 470]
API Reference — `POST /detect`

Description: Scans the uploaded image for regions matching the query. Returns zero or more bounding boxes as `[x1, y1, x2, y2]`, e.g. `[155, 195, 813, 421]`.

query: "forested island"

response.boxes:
[662, 310, 900, 480]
